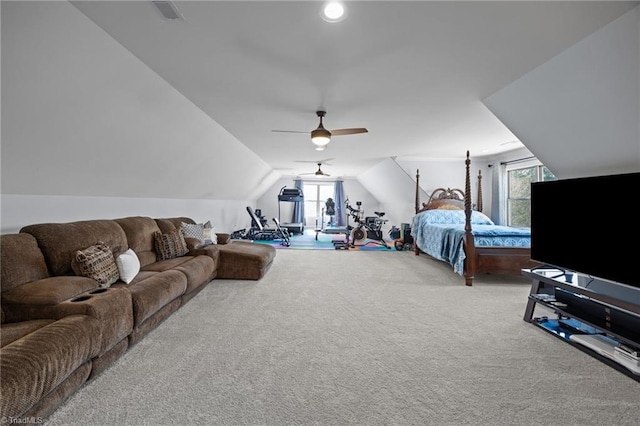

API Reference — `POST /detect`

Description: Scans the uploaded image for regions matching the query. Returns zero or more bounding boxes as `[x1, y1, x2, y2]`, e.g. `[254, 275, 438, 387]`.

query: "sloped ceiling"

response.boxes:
[2, 1, 276, 200]
[69, 0, 638, 177]
[2, 1, 638, 205]
[484, 6, 640, 179]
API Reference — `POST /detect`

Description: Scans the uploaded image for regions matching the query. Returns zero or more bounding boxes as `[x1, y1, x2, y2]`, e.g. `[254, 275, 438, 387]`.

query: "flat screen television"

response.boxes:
[531, 172, 640, 289]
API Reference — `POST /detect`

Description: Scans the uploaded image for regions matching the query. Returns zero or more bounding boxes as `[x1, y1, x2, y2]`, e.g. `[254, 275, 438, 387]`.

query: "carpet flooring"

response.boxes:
[252, 229, 397, 251]
[44, 250, 640, 426]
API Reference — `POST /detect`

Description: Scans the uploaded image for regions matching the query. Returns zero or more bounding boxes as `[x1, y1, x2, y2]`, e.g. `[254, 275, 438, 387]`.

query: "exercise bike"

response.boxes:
[343, 199, 390, 249]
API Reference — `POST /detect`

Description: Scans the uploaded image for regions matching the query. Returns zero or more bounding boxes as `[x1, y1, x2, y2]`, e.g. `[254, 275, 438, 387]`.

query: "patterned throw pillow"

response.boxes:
[72, 241, 120, 288]
[154, 230, 188, 260]
[180, 222, 205, 248]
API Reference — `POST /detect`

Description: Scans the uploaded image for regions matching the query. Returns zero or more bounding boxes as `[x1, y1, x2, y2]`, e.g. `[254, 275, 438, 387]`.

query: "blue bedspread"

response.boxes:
[411, 211, 531, 275]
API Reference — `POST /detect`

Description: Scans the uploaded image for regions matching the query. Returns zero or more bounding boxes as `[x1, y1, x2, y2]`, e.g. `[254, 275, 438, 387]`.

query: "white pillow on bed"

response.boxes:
[470, 211, 494, 225]
[418, 209, 494, 225]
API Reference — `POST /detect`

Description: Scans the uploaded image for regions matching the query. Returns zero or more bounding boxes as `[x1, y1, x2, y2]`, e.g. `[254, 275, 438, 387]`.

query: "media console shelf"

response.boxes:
[522, 268, 640, 381]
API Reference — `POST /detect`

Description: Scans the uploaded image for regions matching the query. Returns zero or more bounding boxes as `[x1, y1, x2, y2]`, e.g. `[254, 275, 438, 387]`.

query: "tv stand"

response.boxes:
[523, 269, 640, 381]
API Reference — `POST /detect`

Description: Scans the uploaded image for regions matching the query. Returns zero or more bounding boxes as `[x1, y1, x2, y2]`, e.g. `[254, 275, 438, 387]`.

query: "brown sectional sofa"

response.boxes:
[0, 215, 276, 420]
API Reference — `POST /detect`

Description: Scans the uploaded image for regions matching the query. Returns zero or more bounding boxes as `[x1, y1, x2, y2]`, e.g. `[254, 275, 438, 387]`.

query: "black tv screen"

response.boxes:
[531, 172, 640, 288]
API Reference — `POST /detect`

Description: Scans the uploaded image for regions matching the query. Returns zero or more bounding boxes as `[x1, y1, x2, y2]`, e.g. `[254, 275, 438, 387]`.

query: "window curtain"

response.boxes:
[492, 163, 507, 226]
[292, 179, 305, 224]
[333, 180, 346, 227]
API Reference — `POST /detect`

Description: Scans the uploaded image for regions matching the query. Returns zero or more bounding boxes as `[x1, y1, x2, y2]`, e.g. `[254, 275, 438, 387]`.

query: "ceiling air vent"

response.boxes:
[152, 1, 184, 21]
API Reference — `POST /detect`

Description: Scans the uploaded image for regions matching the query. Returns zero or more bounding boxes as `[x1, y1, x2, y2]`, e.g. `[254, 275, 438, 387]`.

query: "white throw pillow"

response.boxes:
[203, 221, 217, 245]
[116, 248, 140, 284]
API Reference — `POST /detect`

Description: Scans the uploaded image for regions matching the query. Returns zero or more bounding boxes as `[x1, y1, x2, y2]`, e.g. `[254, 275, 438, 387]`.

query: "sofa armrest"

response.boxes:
[216, 233, 230, 245]
[2, 276, 96, 321]
[2, 280, 133, 356]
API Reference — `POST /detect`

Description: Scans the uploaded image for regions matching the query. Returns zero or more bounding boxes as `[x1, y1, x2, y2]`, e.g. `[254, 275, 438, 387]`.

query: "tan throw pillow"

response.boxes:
[72, 241, 120, 288]
[154, 230, 188, 261]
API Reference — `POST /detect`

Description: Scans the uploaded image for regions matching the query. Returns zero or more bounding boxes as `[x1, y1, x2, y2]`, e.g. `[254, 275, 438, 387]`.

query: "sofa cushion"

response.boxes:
[186, 244, 220, 270]
[0, 234, 50, 292]
[141, 255, 215, 295]
[0, 314, 101, 419]
[173, 256, 216, 294]
[127, 270, 160, 285]
[113, 217, 162, 268]
[1, 319, 55, 347]
[20, 220, 128, 277]
[154, 230, 188, 261]
[112, 270, 187, 327]
[71, 242, 119, 288]
[155, 217, 194, 233]
[115, 249, 140, 284]
[217, 242, 276, 280]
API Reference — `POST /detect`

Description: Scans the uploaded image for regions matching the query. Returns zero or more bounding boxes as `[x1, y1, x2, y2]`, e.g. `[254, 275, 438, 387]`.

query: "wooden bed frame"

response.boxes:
[414, 151, 539, 286]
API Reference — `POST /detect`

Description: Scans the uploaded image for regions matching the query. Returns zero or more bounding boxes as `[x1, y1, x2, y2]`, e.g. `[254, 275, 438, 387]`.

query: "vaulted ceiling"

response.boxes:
[70, 1, 638, 177]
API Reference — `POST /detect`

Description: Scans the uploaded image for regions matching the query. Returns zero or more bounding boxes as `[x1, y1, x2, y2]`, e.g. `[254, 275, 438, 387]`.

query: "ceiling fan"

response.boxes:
[273, 110, 368, 151]
[300, 163, 331, 177]
[295, 158, 333, 166]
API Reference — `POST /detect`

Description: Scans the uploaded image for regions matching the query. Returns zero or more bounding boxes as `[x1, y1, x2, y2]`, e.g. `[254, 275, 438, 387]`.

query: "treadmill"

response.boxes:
[277, 187, 305, 235]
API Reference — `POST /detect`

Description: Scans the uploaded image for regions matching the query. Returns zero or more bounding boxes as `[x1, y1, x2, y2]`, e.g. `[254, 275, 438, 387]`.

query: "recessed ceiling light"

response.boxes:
[321, 1, 347, 23]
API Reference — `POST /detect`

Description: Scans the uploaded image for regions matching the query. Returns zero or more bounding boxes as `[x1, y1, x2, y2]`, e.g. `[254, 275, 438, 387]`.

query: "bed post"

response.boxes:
[414, 170, 421, 255]
[415, 169, 420, 214]
[464, 151, 476, 286]
[477, 170, 483, 213]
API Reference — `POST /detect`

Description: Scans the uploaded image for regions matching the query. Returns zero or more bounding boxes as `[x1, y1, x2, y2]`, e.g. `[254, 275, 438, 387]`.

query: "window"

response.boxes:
[507, 165, 556, 227]
[302, 182, 334, 227]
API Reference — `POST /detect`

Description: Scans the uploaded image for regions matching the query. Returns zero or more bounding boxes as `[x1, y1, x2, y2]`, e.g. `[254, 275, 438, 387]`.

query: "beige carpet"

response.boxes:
[45, 250, 639, 425]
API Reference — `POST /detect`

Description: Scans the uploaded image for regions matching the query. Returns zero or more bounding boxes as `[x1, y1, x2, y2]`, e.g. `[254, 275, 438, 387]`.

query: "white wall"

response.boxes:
[1, 1, 277, 232]
[394, 156, 492, 218]
[357, 158, 418, 228]
[0, 195, 253, 235]
[484, 6, 640, 179]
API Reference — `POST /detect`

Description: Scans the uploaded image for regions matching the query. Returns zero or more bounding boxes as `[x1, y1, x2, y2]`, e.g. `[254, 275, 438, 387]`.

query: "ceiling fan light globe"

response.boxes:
[321, 2, 347, 23]
[312, 137, 330, 147]
[311, 128, 331, 147]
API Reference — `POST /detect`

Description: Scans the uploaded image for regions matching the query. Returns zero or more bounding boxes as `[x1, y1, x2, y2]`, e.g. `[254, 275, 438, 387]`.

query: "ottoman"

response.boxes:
[216, 241, 276, 280]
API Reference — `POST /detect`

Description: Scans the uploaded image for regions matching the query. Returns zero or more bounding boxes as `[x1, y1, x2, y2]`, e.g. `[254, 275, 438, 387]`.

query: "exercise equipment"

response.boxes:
[341, 199, 390, 249]
[232, 207, 291, 246]
[277, 186, 304, 235]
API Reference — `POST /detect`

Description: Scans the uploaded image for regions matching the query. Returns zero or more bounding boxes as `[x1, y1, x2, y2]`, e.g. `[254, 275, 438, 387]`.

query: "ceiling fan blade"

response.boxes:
[295, 158, 333, 165]
[330, 128, 368, 136]
[272, 130, 309, 134]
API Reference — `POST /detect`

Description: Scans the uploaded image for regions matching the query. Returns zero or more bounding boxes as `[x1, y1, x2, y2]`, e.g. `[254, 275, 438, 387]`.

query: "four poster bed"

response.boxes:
[412, 151, 540, 286]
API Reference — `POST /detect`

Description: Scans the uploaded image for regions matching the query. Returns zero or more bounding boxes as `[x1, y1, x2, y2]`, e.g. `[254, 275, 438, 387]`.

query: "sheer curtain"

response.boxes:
[292, 179, 305, 224]
[492, 163, 507, 226]
[333, 180, 346, 226]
